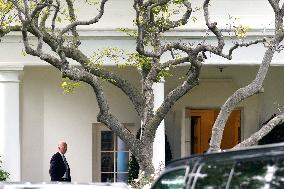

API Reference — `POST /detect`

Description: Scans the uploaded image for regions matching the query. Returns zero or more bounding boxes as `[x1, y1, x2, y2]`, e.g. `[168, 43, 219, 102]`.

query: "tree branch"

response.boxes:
[268, 0, 280, 13]
[11, 0, 145, 117]
[161, 56, 190, 68]
[162, 41, 192, 53]
[143, 57, 201, 142]
[65, 0, 80, 46]
[158, 0, 192, 33]
[209, 0, 284, 152]
[63, 66, 144, 162]
[233, 113, 284, 149]
[144, 0, 170, 7]
[224, 38, 267, 60]
[51, 0, 60, 31]
[37, 32, 145, 117]
[203, 0, 224, 53]
[0, 25, 21, 37]
[30, 1, 50, 19]
[19, 18, 141, 155]
[134, 0, 161, 58]
[209, 46, 275, 152]
[59, 0, 108, 38]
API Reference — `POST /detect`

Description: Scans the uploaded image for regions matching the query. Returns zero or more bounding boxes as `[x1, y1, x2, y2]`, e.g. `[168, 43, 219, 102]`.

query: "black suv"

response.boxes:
[151, 143, 284, 189]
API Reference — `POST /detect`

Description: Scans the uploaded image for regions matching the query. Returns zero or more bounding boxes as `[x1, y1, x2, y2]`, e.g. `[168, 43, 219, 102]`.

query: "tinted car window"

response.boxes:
[230, 158, 273, 188]
[189, 155, 284, 189]
[271, 157, 284, 187]
[191, 161, 234, 189]
[231, 156, 284, 189]
[152, 168, 187, 189]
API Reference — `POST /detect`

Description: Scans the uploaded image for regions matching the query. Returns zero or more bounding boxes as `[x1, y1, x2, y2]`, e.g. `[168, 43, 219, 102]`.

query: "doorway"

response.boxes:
[187, 109, 241, 154]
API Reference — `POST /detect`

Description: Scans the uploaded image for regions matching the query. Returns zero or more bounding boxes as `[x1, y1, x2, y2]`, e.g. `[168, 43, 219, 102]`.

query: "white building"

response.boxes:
[0, 0, 283, 183]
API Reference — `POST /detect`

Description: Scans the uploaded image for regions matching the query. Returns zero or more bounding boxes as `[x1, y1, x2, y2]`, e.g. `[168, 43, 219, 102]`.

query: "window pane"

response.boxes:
[230, 158, 275, 188]
[101, 131, 114, 151]
[101, 173, 114, 182]
[152, 168, 186, 189]
[116, 173, 128, 182]
[272, 157, 284, 188]
[193, 162, 234, 189]
[117, 137, 129, 151]
[101, 152, 114, 172]
[116, 152, 129, 172]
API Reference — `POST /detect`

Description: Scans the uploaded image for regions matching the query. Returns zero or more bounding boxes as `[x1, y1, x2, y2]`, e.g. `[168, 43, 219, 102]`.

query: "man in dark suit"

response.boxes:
[49, 141, 71, 182]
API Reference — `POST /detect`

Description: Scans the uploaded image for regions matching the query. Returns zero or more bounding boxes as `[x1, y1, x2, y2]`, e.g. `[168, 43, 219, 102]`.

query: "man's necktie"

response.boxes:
[62, 155, 70, 179]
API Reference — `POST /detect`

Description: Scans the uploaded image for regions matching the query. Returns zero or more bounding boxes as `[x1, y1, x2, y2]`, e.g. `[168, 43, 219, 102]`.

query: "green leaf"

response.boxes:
[61, 78, 81, 94]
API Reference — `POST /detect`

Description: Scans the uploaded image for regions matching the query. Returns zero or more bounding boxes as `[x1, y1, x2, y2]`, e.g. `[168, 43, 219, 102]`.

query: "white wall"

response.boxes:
[261, 66, 284, 123]
[21, 66, 141, 182]
[21, 67, 44, 182]
[0, 0, 279, 68]
[69, 0, 274, 30]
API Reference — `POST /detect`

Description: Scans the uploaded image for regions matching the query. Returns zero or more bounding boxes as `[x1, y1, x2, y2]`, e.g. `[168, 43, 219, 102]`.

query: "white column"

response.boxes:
[152, 80, 165, 173]
[0, 66, 23, 181]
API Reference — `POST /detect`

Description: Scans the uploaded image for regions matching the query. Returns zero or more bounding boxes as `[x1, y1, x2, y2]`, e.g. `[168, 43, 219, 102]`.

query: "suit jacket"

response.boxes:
[49, 152, 71, 182]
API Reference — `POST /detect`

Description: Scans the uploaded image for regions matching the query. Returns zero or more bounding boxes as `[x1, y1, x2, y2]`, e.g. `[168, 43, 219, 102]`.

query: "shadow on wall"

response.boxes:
[259, 114, 284, 145]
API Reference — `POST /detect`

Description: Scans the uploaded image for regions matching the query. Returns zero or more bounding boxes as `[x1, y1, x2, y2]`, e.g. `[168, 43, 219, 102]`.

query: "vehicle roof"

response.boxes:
[0, 182, 130, 189]
[167, 142, 284, 169]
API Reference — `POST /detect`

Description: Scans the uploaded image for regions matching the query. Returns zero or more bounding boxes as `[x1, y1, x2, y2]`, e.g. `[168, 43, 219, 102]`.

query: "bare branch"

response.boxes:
[134, 0, 161, 58]
[162, 42, 192, 54]
[22, 18, 145, 118]
[9, 0, 25, 21]
[51, 0, 60, 31]
[143, 58, 201, 141]
[39, 6, 50, 29]
[65, 0, 80, 46]
[30, 1, 51, 19]
[209, 0, 284, 152]
[144, 0, 170, 7]
[21, 25, 63, 70]
[209, 46, 275, 152]
[233, 113, 284, 149]
[21, 28, 141, 155]
[18, 16, 140, 152]
[161, 56, 190, 68]
[0, 25, 21, 37]
[23, 0, 30, 18]
[281, 3, 284, 16]
[225, 38, 267, 60]
[59, 0, 108, 38]
[268, 0, 280, 13]
[61, 47, 145, 116]
[203, 0, 225, 53]
[158, 0, 192, 33]
[62, 66, 143, 160]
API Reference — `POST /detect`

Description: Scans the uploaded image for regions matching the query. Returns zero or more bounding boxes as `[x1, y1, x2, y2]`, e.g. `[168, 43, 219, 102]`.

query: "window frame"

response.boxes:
[92, 123, 135, 182]
[151, 165, 190, 189]
[100, 130, 130, 182]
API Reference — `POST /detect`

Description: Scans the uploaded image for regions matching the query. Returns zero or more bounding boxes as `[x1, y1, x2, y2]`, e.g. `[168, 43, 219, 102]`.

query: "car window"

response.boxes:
[230, 158, 273, 188]
[189, 155, 284, 189]
[151, 168, 187, 189]
[230, 156, 284, 189]
[191, 161, 234, 189]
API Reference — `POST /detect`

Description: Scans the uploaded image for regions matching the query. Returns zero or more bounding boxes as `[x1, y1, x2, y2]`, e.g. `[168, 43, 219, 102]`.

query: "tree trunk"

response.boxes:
[136, 145, 155, 177]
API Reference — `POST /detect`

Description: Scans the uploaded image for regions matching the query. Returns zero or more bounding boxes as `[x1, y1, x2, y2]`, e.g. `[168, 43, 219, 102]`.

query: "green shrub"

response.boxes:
[0, 158, 9, 181]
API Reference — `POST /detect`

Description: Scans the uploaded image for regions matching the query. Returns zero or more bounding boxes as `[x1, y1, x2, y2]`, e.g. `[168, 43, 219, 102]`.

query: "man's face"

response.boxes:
[58, 143, 67, 154]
